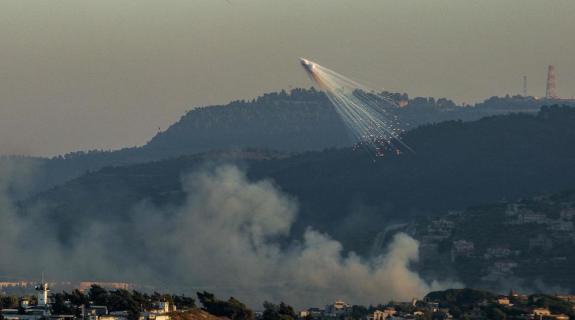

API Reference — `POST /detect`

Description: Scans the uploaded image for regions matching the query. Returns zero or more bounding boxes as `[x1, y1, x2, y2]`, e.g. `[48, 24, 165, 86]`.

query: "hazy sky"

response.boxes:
[1, 0, 574, 156]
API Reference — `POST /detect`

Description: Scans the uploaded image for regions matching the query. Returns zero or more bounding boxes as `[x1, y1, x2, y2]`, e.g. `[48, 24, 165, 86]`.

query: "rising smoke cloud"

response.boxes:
[0, 164, 457, 307]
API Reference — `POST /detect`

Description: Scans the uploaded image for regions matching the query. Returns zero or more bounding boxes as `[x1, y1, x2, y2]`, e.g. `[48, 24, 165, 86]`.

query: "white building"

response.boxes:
[140, 301, 172, 320]
[156, 302, 172, 314]
[324, 300, 350, 317]
[35, 283, 50, 307]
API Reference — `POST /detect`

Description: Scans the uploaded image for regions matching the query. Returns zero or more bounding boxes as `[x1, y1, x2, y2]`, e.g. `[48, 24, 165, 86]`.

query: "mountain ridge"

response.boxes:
[4, 89, 571, 199]
[20, 105, 575, 254]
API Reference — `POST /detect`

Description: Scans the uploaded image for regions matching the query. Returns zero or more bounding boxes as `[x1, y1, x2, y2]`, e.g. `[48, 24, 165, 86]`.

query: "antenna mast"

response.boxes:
[545, 65, 557, 99]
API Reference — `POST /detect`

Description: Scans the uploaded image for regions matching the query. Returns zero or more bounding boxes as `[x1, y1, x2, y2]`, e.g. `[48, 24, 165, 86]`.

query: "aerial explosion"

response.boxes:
[300, 58, 412, 156]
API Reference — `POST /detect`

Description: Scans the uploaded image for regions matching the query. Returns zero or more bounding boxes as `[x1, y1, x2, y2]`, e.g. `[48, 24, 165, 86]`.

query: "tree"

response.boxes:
[131, 290, 152, 310]
[0, 295, 19, 309]
[431, 311, 449, 320]
[262, 302, 297, 320]
[484, 306, 506, 320]
[529, 294, 574, 316]
[348, 305, 369, 320]
[65, 290, 89, 307]
[51, 293, 74, 315]
[88, 285, 109, 306]
[108, 289, 140, 320]
[172, 295, 195, 310]
[197, 291, 254, 320]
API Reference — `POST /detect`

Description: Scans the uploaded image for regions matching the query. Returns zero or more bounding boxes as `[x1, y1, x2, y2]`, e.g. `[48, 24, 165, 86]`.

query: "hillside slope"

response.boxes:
[413, 188, 575, 291]
[21, 106, 575, 253]
[8, 89, 561, 197]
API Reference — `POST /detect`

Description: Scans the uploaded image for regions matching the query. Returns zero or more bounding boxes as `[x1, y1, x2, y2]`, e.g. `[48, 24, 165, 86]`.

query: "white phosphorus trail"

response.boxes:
[300, 58, 413, 156]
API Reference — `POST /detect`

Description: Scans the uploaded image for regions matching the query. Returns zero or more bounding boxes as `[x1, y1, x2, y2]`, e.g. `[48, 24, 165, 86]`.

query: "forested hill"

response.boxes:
[21, 105, 575, 253]
[144, 88, 350, 154]
[5, 88, 571, 198]
[143, 89, 563, 158]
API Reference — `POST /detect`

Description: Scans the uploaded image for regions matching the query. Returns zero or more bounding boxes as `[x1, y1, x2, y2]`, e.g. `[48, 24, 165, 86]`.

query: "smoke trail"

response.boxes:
[0, 165, 456, 308]
[300, 58, 413, 156]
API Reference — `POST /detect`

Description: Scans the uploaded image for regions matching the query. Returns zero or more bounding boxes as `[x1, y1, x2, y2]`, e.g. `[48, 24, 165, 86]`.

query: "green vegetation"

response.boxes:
[346, 305, 370, 320]
[426, 288, 575, 319]
[529, 294, 574, 315]
[426, 289, 496, 308]
[22, 105, 575, 256]
[196, 291, 253, 320]
[416, 184, 575, 290]
[6, 89, 561, 198]
[48, 285, 196, 320]
[262, 301, 297, 320]
[0, 295, 19, 309]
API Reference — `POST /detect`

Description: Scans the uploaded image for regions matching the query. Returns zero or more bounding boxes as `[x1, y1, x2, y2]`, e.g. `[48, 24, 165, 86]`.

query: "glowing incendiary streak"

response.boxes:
[300, 58, 413, 156]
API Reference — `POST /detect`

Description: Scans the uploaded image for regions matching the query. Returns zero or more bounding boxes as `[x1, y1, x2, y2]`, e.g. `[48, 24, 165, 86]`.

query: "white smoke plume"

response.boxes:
[0, 164, 458, 308]
[0, 159, 41, 275]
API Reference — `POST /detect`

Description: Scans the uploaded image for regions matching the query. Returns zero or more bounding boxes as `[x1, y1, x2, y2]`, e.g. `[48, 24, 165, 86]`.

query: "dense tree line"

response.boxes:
[50, 285, 195, 320]
[6, 87, 536, 199]
[196, 291, 254, 320]
[261, 301, 297, 320]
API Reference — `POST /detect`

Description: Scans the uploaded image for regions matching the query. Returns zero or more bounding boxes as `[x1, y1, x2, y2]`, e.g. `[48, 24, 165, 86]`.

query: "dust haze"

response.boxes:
[0, 163, 458, 307]
[1, 0, 575, 156]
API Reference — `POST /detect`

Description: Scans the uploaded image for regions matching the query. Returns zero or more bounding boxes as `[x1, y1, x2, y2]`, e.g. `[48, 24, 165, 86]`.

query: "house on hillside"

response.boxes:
[532, 308, 551, 317]
[496, 296, 511, 306]
[84, 305, 108, 320]
[140, 301, 173, 320]
[298, 307, 323, 319]
[324, 300, 350, 317]
[368, 308, 396, 320]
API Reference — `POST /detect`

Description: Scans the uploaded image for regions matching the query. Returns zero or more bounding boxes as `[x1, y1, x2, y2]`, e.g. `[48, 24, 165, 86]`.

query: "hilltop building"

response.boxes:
[324, 300, 350, 317]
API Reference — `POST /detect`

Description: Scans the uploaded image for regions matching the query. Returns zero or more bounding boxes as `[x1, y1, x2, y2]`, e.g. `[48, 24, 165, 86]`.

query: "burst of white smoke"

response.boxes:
[300, 58, 413, 156]
[0, 165, 457, 308]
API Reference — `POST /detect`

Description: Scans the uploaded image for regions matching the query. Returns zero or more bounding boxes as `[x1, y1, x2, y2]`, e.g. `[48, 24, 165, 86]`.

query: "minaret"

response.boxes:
[35, 279, 50, 306]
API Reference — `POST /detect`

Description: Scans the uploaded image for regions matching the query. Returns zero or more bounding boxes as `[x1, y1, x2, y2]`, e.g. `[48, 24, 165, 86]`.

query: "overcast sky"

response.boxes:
[1, 0, 574, 156]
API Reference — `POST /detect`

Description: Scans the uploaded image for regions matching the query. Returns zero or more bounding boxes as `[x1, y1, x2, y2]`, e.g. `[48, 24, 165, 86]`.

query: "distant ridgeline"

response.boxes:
[4, 88, 571, 197]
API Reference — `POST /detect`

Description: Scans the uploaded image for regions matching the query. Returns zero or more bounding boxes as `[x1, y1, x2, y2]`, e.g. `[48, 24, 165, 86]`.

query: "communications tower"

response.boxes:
[545, 65, 558, 99]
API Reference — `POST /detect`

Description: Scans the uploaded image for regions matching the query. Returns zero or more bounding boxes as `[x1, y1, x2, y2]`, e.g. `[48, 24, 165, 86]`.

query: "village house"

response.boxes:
[324, 300, 350, 317]
[496, 296, 511, 306]
[532, 307, 551, 317]
[140, 301, 173, 320]
[368, 308, 396, 320]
